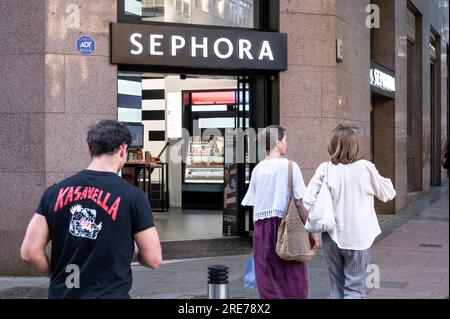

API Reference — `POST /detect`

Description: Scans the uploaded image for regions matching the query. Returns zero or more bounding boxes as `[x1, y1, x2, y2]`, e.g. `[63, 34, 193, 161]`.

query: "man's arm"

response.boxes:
[20, 214, 51, 276]
[134, 227, 162, 269]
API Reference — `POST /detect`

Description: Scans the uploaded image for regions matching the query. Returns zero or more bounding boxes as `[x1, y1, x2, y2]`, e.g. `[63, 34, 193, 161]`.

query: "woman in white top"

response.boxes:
[242, 125, 320, 299]
[303, 124, 396, 299]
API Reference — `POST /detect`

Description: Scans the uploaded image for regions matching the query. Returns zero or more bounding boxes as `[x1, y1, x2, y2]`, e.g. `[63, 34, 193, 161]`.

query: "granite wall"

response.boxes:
[0, 0, 117, 275]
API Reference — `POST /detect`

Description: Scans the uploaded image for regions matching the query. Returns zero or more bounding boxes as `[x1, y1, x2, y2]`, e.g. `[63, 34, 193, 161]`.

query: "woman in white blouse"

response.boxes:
[303, 124, 396, 299]
[242, 125, 320, 299]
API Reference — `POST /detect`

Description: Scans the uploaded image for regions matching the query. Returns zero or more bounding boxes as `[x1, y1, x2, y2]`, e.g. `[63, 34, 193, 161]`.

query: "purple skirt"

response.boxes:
[253, 217, 308, 299]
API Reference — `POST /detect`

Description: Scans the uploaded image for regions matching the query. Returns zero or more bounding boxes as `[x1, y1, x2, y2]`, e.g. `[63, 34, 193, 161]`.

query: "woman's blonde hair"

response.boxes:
[328, 124, 361, 165]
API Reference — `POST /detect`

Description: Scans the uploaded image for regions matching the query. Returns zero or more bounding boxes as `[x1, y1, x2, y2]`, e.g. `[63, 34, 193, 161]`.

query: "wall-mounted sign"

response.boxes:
[77, 35, 95, 55]
[370, 61, 396, 99]
[111, 23, 287, 71]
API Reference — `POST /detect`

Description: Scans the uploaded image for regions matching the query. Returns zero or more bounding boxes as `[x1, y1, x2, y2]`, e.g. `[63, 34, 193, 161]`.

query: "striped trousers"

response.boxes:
[322, 233, 371, 299]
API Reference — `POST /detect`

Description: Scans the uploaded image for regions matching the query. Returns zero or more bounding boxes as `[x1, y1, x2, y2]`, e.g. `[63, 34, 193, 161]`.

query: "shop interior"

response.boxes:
[117, 71, 250, 241]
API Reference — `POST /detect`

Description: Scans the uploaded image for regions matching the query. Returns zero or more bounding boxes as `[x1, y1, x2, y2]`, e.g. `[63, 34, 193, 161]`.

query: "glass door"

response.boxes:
[236, 76, 253, 235]
[222, 76, 251, 235]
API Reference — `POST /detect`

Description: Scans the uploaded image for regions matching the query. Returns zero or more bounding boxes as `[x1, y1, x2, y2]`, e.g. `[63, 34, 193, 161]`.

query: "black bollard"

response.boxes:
[207, 265, 229, 299]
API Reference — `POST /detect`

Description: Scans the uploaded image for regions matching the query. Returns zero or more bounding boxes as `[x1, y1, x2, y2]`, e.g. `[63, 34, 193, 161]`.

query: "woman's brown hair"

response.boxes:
[328, 124, 361, 165]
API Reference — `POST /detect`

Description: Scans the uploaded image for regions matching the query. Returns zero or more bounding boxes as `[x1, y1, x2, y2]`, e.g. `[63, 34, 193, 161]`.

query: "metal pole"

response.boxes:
[207, 265, 229, 299]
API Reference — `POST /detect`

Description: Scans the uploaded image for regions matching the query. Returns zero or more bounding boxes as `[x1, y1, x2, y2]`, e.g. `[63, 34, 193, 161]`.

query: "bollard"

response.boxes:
[207, 265, 229, 299]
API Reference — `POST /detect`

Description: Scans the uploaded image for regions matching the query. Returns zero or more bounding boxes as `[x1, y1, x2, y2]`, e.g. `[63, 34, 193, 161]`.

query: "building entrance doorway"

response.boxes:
[117, 71, 271, 240]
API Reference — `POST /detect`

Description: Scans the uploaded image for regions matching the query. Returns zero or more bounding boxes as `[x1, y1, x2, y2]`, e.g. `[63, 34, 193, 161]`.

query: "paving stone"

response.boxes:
[379, 281, 409, 289]
[0, 286, 48, 299]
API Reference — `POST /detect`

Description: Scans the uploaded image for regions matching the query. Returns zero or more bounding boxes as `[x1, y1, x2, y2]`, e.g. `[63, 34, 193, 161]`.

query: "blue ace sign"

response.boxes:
[77, 35, 95, 55]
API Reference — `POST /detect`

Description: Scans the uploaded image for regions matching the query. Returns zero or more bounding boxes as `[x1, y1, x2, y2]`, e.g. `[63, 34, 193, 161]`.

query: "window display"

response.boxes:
[184, 136, 225, 183]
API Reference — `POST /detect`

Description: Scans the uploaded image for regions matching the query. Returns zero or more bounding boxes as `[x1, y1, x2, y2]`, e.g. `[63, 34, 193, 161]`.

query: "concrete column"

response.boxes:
[279, 0, 371, 183]
[279, 0, 339, 182]
[0, 0, 46, 275]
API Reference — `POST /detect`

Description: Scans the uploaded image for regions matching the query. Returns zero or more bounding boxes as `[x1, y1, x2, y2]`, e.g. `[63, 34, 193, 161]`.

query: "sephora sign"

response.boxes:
[370, 61, 396, 99]
[111, 23, 287, 71]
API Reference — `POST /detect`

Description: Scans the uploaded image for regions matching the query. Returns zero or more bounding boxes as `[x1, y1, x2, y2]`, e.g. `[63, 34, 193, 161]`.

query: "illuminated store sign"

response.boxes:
[111, 23, 287, 71]
[370, 61, 396, 99]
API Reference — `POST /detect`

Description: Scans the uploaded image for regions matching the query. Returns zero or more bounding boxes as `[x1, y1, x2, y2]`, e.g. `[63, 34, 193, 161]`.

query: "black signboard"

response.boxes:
[111, 23, 287, 71]
[370, 60, 396, 99]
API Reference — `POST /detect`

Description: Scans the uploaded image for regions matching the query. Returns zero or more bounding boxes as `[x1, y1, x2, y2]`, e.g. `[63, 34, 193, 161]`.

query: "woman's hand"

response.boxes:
[309, 233, 322, 250]
[294, 199, 322, 249]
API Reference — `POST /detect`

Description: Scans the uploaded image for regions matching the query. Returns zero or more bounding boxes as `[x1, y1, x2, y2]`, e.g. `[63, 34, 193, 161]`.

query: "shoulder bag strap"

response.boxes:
[288, 160, 293, 198]
[288, 161, 307, 223]
[284, 160, 294, 214]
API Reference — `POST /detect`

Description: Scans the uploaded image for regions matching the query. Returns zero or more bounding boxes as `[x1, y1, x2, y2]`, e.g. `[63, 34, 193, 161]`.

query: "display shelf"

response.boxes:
[184, 136, 225, 184]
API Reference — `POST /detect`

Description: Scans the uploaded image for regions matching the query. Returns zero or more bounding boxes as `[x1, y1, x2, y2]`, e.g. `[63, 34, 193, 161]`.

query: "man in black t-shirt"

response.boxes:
[21, 120, 162, 299]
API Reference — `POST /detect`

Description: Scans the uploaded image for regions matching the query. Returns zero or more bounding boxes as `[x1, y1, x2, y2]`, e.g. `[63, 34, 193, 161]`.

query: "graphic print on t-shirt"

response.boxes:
[54, 185, 122, 221]
[69, 204, 103, 240]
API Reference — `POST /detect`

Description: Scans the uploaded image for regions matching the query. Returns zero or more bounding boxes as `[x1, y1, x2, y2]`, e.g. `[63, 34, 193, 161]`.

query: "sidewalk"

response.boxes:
[366, 193, 449, 299]
[0, 187, 448, 299]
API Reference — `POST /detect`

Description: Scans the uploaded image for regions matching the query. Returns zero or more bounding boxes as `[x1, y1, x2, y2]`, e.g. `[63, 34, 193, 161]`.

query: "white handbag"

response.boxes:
[305, 163, 336, 233]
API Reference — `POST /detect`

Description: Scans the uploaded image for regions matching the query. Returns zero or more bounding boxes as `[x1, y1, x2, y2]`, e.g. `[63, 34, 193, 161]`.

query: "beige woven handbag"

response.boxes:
[276, 161, 316, 262]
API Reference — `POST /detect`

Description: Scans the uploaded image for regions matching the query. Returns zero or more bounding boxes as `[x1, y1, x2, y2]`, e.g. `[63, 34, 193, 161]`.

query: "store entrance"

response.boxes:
[118, 72, 260, 240]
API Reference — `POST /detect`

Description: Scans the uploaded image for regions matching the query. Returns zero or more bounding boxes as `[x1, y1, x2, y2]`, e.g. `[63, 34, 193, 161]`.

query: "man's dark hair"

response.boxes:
[87, 120, 132, 157]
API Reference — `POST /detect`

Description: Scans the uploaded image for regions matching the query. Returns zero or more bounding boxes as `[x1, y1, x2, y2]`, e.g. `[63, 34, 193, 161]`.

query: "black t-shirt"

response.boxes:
[36, 170, 154, 299]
